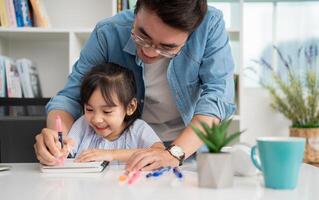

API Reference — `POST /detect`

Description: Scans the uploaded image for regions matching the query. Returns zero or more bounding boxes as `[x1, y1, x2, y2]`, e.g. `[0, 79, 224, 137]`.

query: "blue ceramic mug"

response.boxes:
[251, 137, 305, 189]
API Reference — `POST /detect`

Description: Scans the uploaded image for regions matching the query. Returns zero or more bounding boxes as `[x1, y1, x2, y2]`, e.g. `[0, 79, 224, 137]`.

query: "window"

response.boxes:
[243, 1, 319, 87]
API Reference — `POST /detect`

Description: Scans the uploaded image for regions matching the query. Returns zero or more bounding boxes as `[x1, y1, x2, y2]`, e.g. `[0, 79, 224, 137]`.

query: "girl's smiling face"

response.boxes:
[84, 87, 128, 141]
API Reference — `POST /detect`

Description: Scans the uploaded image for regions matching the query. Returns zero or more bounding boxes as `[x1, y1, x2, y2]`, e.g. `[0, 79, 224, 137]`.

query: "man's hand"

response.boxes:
[75, 149, 113, 162]
[125, 148, 179, 172]
[34, 128, 73, 165]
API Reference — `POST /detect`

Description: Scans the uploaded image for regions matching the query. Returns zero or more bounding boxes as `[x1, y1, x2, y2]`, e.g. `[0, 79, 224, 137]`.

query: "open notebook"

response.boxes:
[40, 159, 109, 173]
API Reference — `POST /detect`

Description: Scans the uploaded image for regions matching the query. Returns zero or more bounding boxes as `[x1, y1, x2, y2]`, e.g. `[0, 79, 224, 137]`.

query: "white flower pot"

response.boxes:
[197, 153, 234, 188]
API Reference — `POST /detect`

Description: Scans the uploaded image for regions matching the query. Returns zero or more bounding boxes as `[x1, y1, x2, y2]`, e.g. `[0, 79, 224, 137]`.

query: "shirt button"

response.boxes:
[141, 99, 144, 103]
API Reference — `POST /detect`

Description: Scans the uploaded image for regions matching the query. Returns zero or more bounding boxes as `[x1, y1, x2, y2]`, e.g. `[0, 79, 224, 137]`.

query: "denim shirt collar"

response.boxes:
[123, 37, 144, 66]
[123, 36, 136, 55]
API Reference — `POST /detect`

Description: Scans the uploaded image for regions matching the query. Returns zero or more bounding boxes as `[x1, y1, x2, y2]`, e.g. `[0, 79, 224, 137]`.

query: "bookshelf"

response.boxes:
[0, 0, 117, 98]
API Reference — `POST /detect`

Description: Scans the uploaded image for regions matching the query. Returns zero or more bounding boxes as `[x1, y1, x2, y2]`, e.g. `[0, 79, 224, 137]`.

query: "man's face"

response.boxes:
[133, 8, 189, 64]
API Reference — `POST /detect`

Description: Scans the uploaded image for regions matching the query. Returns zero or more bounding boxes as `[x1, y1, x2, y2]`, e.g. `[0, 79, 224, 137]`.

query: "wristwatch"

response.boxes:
[166, 144, 185, 166]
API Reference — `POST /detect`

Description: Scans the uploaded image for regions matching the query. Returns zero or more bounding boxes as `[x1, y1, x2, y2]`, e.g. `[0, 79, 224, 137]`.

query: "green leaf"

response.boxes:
[199, 121, 212, 137]
[222, 130, 244, 147]
[212, 123, 224, 151]
[219, 118, 232, 134]
[191, 124, 218, 153]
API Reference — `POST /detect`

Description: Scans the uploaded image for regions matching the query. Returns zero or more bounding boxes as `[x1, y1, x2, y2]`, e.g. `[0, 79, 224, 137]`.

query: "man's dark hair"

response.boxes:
[81, 63, 140, 128]
[134, 0, 207, 33]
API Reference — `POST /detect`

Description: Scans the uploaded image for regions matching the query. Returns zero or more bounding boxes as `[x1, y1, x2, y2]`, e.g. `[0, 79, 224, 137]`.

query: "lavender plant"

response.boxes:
[255, 44, 319, 128]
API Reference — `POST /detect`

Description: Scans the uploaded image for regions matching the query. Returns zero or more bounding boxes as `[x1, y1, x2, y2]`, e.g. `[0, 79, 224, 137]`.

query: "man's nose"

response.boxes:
[142, 46, 159, 57]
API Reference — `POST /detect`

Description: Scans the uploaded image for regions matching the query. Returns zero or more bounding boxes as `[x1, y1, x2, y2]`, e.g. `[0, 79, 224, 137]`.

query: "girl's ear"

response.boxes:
[126, 98, 138, 116]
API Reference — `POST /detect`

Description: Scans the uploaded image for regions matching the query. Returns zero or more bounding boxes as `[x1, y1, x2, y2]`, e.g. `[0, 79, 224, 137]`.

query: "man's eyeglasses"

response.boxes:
[130, 29, 185, 58]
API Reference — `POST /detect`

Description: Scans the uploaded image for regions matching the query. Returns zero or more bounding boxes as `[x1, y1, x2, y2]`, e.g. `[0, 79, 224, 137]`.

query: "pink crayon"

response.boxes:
[128, 171, 141, 185]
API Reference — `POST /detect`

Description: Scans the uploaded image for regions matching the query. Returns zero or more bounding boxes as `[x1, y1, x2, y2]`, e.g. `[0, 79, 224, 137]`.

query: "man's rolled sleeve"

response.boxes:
[194, 95, 236, 120]
[45, 95, 83, 120]
[194, 10, 236, 120]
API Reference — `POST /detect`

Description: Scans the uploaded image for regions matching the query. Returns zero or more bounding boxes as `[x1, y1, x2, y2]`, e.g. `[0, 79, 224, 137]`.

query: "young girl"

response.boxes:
[66, 63, 163, 163]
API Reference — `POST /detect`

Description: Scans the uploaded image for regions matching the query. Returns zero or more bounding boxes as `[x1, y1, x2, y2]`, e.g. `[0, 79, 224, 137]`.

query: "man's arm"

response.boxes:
[76, 142, 165, 162]
[173, 114, 220, 158]
[126, 115, 219, 171]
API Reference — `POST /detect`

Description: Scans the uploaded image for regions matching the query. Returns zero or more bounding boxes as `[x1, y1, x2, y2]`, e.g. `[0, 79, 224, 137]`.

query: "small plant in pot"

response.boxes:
[191, 118, 243, 188]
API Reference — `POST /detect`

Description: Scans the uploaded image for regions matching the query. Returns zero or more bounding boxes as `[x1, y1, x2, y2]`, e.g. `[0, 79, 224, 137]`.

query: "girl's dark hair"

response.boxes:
[134, 0, 207, 33]
[80, 63, 140, 128]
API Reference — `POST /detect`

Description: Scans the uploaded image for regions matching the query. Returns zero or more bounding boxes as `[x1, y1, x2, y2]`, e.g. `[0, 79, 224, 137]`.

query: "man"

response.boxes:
[34, 0, 236, 171]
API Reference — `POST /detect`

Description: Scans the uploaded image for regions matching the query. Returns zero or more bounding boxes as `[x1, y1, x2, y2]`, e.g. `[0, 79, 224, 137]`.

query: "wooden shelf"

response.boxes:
[0, 97, 51, 106]
[0, 27, 92, 34]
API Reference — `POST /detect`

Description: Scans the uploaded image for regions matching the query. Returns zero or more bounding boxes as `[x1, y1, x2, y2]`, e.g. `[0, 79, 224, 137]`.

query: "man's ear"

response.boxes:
[126, 98, 138, 116]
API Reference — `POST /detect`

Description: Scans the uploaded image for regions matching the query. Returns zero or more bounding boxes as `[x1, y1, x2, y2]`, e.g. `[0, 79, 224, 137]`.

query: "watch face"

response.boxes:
[171, 146, 184, 157]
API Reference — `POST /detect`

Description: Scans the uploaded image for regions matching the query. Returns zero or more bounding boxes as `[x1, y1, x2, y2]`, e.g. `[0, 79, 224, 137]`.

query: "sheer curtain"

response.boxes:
[243, 1, 319, 87]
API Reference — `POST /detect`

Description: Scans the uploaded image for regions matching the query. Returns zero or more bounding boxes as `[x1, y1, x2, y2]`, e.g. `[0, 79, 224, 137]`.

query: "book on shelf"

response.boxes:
[13, 0, 25, 27]
[0, 56, 42, 98]
[128, 0, 136, 9]
[5, 0, 18, 27]
[0, 60, 6, 97]
[117, 0, 135, 12]
[26, 105, 46, 116]
[29, 62, 42, 97]
[117, 0, 122, 12]
[16, 58, 42, 98]
[122, 0, 128, 11]
[0, 0, 53, 28]
[0, 106, 5, 116]
[8, 105, 26, 116]
[0, 0, 9, 27]
[20, 0, 32, 27]
[29, 0, 51, 28]
[3, 57, 22, 98]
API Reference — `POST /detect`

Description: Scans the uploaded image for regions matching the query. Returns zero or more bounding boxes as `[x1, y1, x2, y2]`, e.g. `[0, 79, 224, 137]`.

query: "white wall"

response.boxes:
[240, 88, 291, 145]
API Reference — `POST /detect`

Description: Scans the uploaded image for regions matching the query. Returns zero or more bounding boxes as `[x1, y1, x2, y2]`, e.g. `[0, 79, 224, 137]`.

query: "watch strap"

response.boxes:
[166, 145, 185, 166]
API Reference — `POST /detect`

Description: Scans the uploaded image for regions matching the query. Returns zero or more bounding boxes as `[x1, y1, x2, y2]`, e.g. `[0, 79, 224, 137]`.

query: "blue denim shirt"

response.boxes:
[46, 7, 236, 125]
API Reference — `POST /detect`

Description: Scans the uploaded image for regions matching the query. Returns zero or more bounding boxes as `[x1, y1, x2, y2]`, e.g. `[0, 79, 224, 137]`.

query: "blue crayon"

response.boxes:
[173, 167, 183, 179]
[146, 172, 153, 178]
[146, 167, 171, 178]
[152, 166, 171, 177]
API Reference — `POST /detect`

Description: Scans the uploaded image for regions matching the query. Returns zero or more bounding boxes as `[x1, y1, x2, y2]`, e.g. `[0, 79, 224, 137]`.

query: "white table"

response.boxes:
[0, 162, 318, 200]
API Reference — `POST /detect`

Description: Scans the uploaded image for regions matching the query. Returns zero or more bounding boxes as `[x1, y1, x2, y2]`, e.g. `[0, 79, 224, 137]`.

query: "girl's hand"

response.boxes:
[75, 149, 113, 162]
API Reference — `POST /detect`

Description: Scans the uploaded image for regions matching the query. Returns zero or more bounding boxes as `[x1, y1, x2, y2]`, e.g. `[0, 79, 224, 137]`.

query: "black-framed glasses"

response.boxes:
[130, 29, 185, 58]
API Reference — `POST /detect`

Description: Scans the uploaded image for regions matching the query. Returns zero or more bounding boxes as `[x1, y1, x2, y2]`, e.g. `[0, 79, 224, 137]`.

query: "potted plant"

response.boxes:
[255, 44, 319, 164]
[191, 118, 242, 188]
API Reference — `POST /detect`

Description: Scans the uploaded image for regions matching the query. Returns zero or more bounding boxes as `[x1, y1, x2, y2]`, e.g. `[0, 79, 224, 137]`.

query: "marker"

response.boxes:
[118, 171, 129, 184]
[173, 167, 183, 179]
[128, 171, 141, 185]
[145, 167, 171, 178]
[56, 115, 63, 149]
[145, 171, 153, 178]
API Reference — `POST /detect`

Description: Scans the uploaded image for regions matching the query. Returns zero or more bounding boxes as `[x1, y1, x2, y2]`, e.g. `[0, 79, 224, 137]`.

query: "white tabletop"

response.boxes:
[0, 162, 318, 200]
